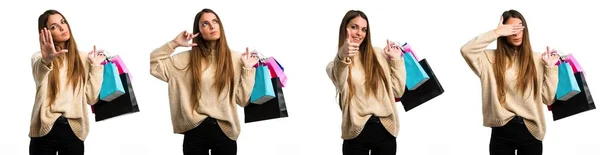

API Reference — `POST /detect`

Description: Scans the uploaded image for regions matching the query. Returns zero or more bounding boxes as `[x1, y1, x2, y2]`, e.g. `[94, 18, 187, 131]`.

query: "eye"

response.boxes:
[201, 22, 209, 27]
[61, 19, 66, 24]
[361, 28, 367, 32]
[49, 25, 56, 30]
[350, 25, 357, 30]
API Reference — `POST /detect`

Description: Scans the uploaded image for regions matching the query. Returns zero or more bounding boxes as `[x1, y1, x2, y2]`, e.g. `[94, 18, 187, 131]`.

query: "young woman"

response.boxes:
[30, 10, 106, 155]
[460, 10, 560, 155]
[150, 8, 258, 155]
[326, 10, 407, 155]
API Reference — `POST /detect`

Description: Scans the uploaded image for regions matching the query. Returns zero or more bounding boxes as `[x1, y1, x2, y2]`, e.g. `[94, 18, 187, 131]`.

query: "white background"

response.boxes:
[1, 0, 599, 154]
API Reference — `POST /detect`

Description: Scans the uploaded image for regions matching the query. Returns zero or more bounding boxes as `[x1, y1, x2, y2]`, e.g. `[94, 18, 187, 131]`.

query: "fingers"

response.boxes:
[39, 29, 46, 45]
[45, 28, 53, 43]
[346, 28, 352, 44]
[244, 47, 250, 59]
[191, 33, 200, 39]
[498, 16, 504, 26]
[386, 39, 391, 51]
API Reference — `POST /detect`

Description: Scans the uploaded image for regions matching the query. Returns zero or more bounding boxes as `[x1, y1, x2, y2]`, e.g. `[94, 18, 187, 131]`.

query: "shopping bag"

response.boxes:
[563, 54, 584, 73]
[397, 58, 445, 111]
[250, 64, 276, 104]
[93, 73, 139, 122]
[264, 57, 287, 87]
[244, 77, 288, 123]
[99, 62, 125, 102]
[556, 61, 581, 101]
[404, 52, 429, 90]
[402, 42, 420, 60]
[551, 72, 595, 121]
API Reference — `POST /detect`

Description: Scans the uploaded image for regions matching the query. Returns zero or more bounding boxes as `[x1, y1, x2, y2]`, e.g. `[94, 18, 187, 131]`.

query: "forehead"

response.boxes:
[47, 14, 64, 25]
[200, 13, 217, 21]
[505, 17, 522, 24]
[348, 16, 367, 27]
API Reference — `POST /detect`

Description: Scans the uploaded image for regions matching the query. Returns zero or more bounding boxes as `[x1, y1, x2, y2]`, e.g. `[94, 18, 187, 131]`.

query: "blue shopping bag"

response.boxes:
[250, 64, 276, 104]
[404, 52, 430, 90]
[556, 61, 581, 101]
[99, 61, 126, 102]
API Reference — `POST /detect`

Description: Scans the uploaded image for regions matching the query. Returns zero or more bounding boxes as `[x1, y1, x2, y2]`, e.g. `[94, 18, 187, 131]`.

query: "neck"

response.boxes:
[55, 42, 67, 50]
[208, 41, 217, 51]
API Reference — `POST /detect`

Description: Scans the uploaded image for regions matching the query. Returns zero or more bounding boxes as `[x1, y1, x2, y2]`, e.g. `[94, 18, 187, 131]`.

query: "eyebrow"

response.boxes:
[47, 18, 64, 27]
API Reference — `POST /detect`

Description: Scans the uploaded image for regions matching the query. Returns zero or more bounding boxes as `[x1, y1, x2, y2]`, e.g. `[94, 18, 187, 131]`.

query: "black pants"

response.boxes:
[490, 116, 543, 155]
[343, 116, 396, 155]
[183, 117, 237, 155]
[29, 116, 84, 155]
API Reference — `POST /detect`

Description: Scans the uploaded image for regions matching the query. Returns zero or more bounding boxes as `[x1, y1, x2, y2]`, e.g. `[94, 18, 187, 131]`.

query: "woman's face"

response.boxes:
[198, 13, 220, 41]
[46, 14, 70, 43]
[505, 17, 524, 46]
[346, 16, 367, 44]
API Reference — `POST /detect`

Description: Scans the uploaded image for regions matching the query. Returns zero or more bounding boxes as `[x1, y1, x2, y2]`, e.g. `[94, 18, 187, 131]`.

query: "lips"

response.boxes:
[210, 31, 218, 35]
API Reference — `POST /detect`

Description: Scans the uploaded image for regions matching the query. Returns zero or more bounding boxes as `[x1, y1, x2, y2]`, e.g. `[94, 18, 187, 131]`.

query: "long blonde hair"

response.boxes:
[38, 10, 86, 105]
[189, 9, 235, 106]
[494, 10, 539, 104]
[337, 10, 390, 104]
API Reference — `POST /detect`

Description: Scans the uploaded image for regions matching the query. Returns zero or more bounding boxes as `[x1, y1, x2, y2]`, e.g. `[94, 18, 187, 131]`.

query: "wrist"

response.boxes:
[337, 54, 344, 60]
[168, 40, 178, 49]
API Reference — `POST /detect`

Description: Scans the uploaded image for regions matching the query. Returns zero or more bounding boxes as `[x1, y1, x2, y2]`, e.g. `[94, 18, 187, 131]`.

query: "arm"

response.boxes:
[387, 55, 407, 98]
[150, 42, 177, 82]
[541, 61, 559, 105]
[235, 66, 256, 107]
[326, 55, 352, 93]
[83, 52, 104, 105]
[460, 30, 500, 77]
[31, 52, 53, 87]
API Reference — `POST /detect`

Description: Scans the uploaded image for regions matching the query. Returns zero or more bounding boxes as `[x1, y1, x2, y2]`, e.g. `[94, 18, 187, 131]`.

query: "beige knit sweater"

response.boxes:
[150, 42, 256, 140]
[460, 30, 559, 141]
[29, 51, 104, 141]
[326, 47, 407, 140]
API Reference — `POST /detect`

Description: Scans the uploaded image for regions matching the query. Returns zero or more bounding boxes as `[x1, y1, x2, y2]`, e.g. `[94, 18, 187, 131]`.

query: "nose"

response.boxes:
[58, 24, 65, 32]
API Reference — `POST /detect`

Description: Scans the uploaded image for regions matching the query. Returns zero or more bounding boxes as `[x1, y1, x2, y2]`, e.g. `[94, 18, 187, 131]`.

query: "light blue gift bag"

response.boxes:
[250, 64, 276, 104]
[404, 52, 430, 90]
[99, 61, 126, 102]
[556, 61, 581, 101]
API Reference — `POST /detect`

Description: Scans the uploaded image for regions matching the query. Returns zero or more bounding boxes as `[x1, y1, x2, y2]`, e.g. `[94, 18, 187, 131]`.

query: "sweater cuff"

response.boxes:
[40, 58, 53, 69]
[89, 63, 104, 75]
[241, 66, 256, 77]
[544, 64, 558, 74]
[388, 57, 402, 68]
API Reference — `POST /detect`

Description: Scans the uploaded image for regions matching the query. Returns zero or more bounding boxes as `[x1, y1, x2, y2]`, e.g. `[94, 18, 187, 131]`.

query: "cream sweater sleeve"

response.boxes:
[326, 54, 352, 93]
[31, 52, 53, 87]
[540, 56, 559, 105]
[150, 42, 176, 82]
[381, 48, 407, 98]
[232, 51, 256, 107]
[460, 30, 501, 77]
[81, 52, 104, 105]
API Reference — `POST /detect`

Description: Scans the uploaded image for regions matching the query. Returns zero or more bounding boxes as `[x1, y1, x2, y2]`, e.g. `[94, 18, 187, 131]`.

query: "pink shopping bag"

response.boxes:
[264, 57, 287, 87]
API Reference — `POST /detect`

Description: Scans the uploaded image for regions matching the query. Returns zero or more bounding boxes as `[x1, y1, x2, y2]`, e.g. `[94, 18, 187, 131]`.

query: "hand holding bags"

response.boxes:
[549, 53, 596, 120]
[93, 54, 140, 122]
[245, 54, 289, 123]
[395, 43, 445, 111]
